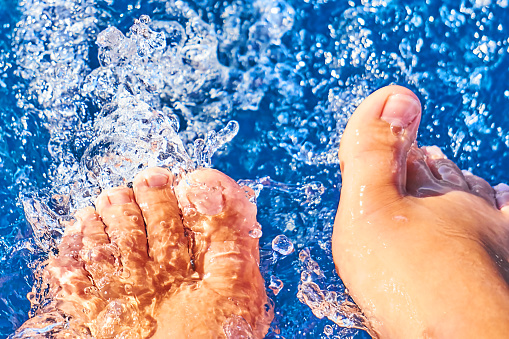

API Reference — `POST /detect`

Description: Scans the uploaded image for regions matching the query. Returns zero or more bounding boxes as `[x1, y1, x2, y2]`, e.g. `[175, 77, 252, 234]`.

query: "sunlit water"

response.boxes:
[1, 0, 509, 337]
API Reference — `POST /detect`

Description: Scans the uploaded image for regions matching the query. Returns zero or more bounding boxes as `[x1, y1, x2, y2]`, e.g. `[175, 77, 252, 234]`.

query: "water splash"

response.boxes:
[238, 176, 326, 207]
[297, 249, 370, 335]
[5, 0, 509, 337]
[268, 275, 284, 295]
[190, 120, 239, 168]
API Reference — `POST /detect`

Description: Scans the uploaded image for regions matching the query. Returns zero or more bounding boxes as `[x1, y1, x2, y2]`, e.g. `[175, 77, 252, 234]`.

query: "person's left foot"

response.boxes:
[17, 168, 273, 338]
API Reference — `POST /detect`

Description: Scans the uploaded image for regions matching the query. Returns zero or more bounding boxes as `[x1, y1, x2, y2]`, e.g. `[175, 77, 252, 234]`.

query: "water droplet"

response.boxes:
[301, 271, 311, 282]
[84, 286, 99, 295]
[249, 229, 262, 238]
[269, 276, 284, 295]
[223, 314, 253, 338]
[183, 206, 197, 217]
[160, 220, 167, 228]
[272, 234, 294, 255]
[124, 283, 133, 294]
[390, 121, 405, 136]
[299, 249, 310, 261]
[139, 15, 151, 24]
[131, 215, 139, 222]
[27, 292, 35, 301]
[324, 324, 333, 336]
[248, 223, 262, 238]
[120, 268, 131, 279]
[242, 186, 256, 203]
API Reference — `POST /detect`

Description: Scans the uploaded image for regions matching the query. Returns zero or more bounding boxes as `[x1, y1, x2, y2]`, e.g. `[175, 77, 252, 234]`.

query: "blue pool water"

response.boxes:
[1, 0, 509, 337]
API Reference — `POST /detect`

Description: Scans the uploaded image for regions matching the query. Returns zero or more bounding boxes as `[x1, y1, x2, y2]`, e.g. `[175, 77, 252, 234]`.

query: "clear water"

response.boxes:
[1, 0, 509, 338]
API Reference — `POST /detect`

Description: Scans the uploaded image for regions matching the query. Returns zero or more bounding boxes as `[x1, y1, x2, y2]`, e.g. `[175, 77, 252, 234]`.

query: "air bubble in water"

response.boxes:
[271, 234, 294, 255]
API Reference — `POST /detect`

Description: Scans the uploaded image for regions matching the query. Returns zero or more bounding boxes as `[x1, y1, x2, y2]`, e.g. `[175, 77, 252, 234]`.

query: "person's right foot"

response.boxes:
[333, 85, 509, 338]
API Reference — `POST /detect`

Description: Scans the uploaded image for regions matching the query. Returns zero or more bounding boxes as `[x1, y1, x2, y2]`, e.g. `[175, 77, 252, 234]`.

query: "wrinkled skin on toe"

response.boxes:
[333, 85, 509, 338]
[16, 168, 273, 339]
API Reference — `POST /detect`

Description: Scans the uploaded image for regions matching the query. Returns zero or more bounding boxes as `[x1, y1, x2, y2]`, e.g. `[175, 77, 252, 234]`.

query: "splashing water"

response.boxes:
[1, 0, 509, 337]
[297, 249, 371, 335]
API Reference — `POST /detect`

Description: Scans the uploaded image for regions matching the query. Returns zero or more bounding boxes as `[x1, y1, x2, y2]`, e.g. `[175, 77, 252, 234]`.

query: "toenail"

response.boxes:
[381, 93, 421, 134]
[423, 146, 447, 159]
[107, 190, 132, 205]
[495, 183, 509, 193]
[146, 173, 169, 187]
[495, 183, 509, 209]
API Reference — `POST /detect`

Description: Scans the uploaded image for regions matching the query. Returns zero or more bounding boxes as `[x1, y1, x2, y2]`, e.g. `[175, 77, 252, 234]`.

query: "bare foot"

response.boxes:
[332, 85, 509, 338]
[16, 168, 273, 338]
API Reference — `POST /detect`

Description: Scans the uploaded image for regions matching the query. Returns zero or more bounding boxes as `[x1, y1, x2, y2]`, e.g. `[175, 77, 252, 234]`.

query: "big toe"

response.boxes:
[173, 168, 272, 337]
[175, 168, 261, 277]
[132, 167, 191, 288]
[338, 85, 421, 211]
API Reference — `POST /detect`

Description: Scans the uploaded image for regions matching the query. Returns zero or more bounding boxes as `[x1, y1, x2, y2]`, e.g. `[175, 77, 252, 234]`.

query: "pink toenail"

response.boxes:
[423, 146, 447, 159]
[381, 94, 421, 136]
[495, 183, 509, 209]
[107, 190, 132, 205]
[146, 173, 169, 187]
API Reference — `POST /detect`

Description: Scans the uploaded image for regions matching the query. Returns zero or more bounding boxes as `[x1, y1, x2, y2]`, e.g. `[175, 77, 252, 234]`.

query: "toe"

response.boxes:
[95, 187, 148, 265]
[95, 187, 152, 299]
[175, 169, 261, 280]
[174, 168, 271, 335]
[495, 184, 509, 212]
[76, 207, 124, 301]
[462, 171, 496, 207]
[422, 146, 469, 191]
[406, 146, 444, 197]
[132, 167, 191, 286]
[46, 217, 106, 323]
[76, 207, 109, 249]
[338, 85, 421, 212]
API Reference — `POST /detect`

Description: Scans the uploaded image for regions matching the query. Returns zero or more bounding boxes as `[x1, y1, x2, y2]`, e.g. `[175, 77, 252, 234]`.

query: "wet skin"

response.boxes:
[18, 168, 273, 338]
[333, 85, 509, 338]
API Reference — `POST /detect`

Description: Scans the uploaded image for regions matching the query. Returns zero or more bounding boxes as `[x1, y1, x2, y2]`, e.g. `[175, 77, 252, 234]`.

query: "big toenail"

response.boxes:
[381, 94, 421, 135]
[107, 190, 132, 205]
[146, 173, 169, 187]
